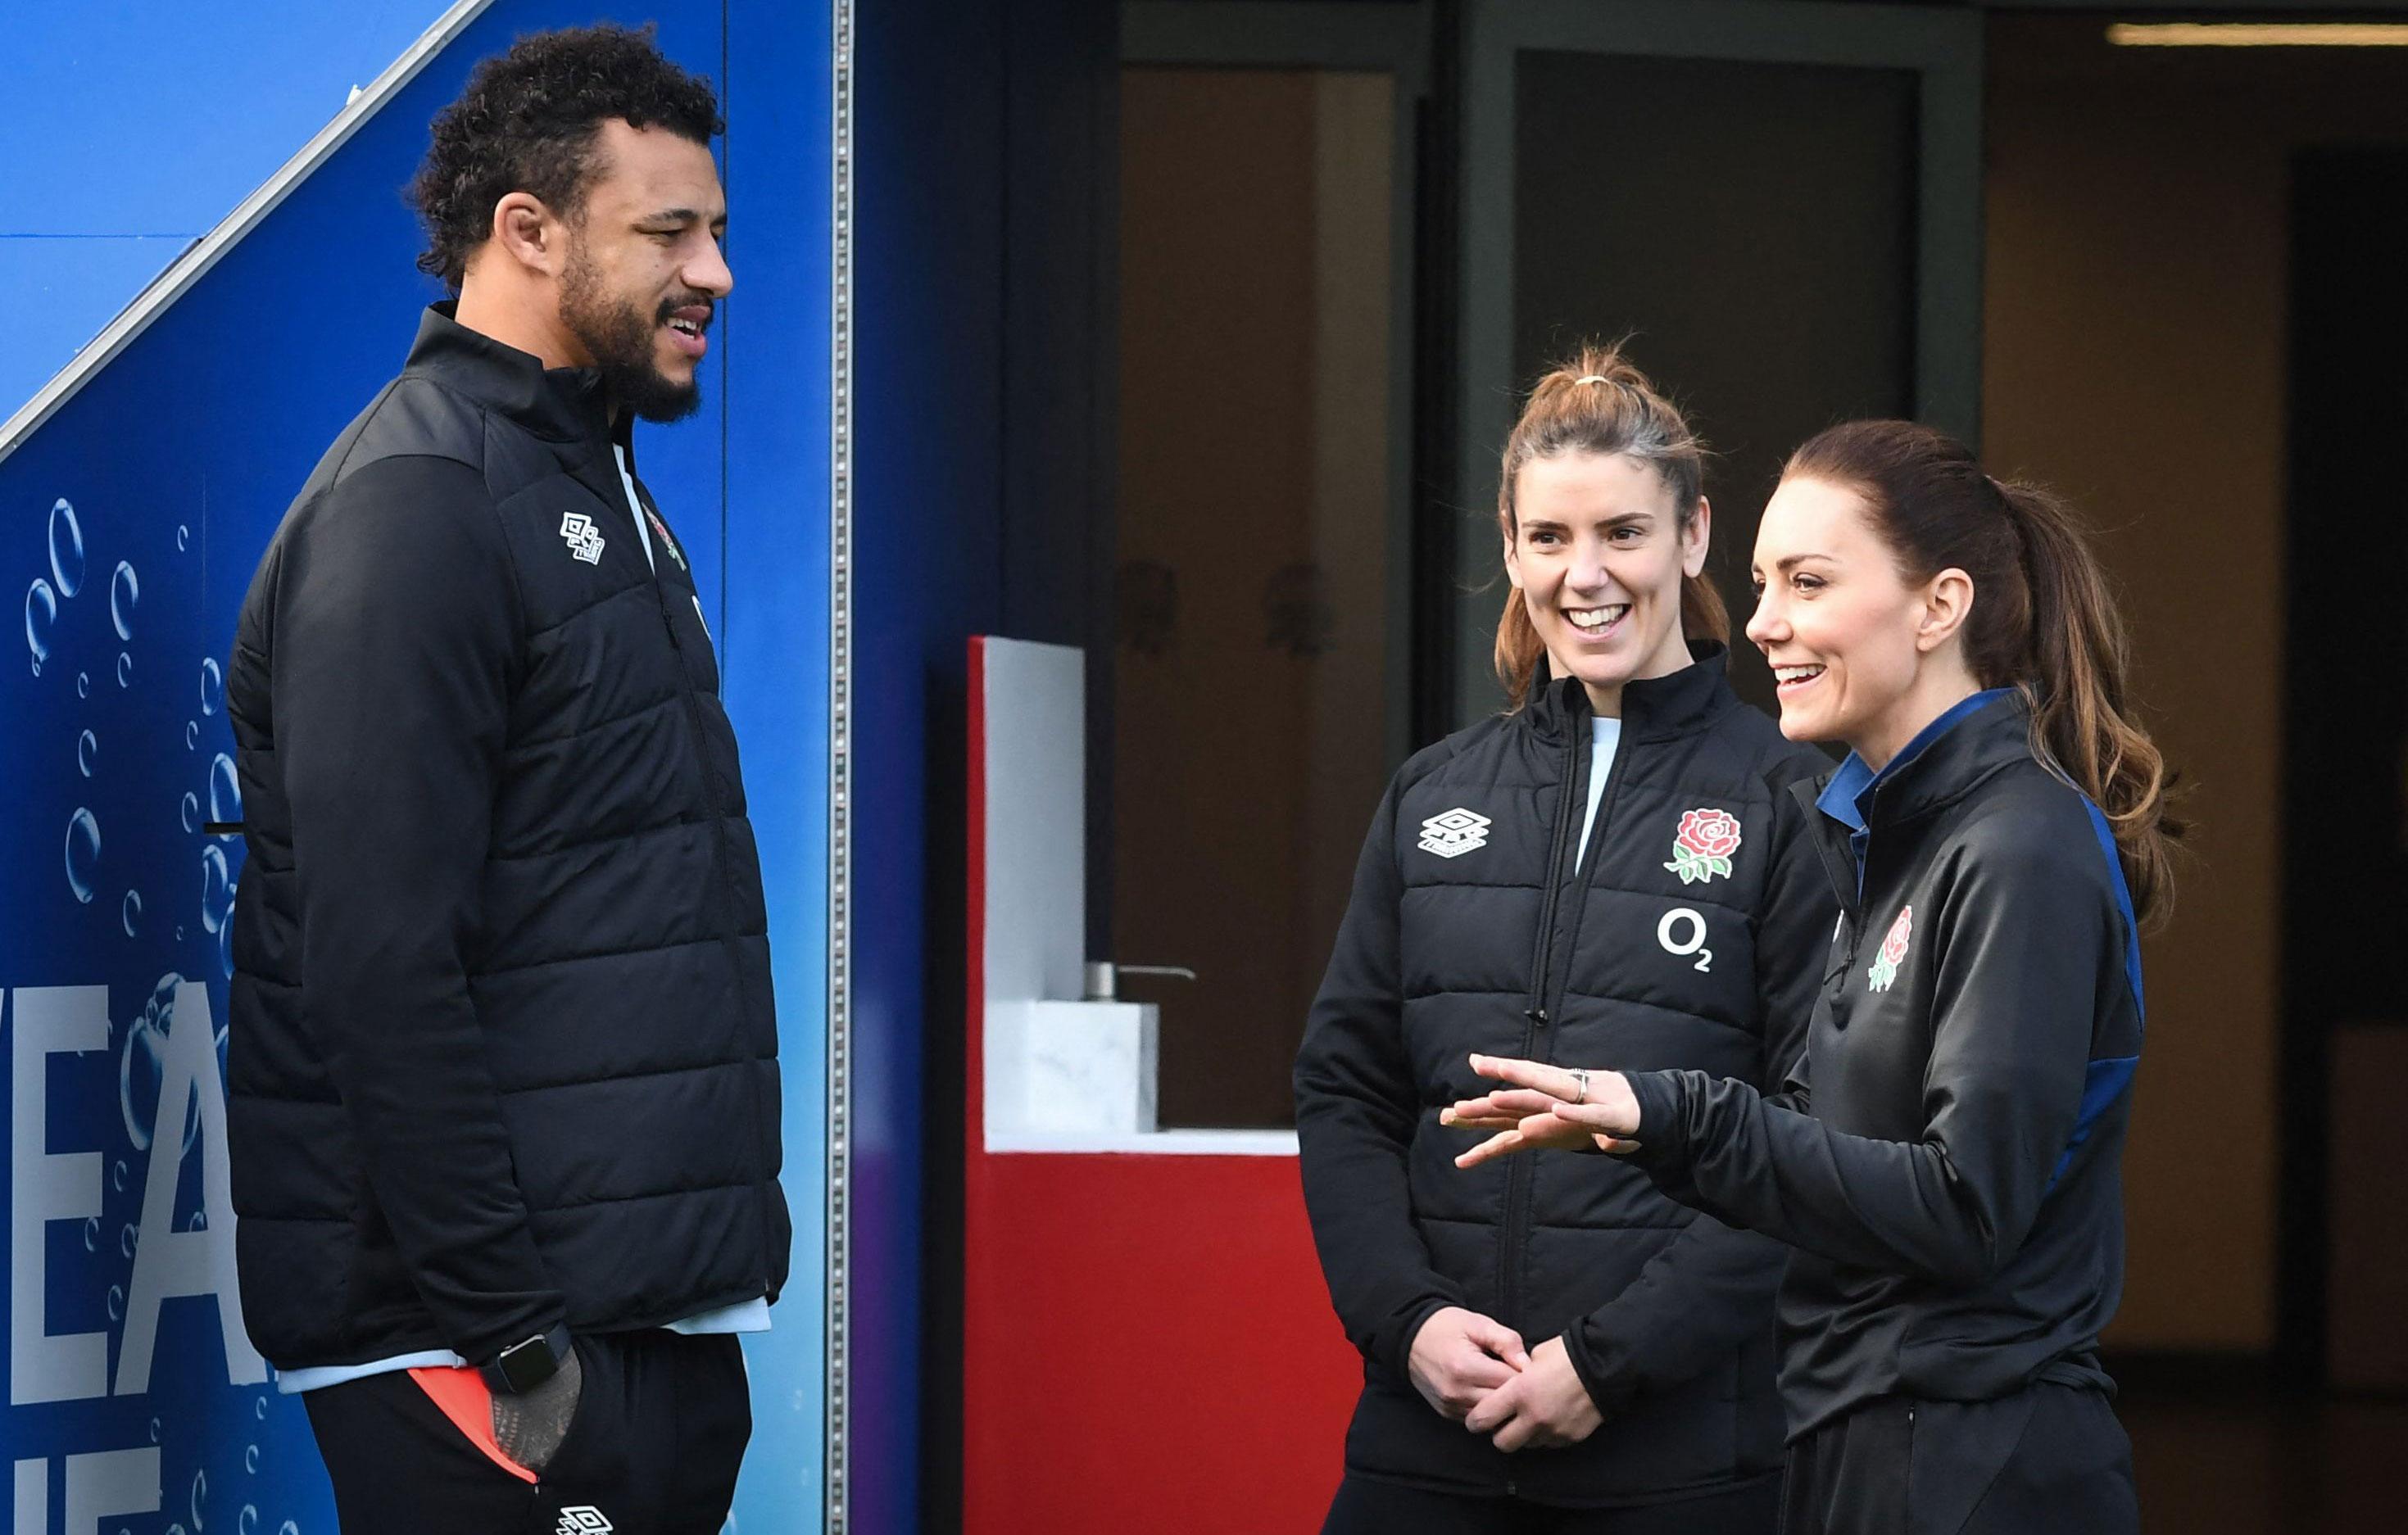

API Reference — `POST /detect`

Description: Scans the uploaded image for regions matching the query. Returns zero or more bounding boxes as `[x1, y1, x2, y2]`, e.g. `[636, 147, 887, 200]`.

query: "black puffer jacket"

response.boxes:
[225, 305, 788, 1370]
[1295, 650, 1834, 1505]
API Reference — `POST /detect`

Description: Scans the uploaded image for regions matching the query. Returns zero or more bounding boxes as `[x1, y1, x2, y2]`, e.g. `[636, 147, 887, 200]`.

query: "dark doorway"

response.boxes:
[1511, 49, 1920, 713]
[2282, 145, 2408, 1394]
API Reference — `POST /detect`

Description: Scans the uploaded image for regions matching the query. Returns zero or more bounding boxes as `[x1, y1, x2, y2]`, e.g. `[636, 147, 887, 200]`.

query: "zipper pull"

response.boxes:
[1523, 1006, 1549, 1026]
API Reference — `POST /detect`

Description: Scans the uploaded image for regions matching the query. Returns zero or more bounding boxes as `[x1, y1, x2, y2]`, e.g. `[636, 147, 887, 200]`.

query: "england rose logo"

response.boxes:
[1867, 905, 1913, 993]
[1662, 807, 1742, 885]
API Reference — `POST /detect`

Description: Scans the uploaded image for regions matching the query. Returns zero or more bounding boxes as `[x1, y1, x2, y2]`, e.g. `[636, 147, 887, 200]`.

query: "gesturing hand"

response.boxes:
[1408, 1306, 1531, 1422]
[1442, 1088, 1595, 1161]
[1464, 1335, 1602, 1452]
[1447, 1054, 1644, 1168]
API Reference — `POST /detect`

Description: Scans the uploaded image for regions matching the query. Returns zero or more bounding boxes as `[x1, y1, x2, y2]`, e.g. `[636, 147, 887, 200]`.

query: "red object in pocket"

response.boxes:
[409, 1365, 539, 1483]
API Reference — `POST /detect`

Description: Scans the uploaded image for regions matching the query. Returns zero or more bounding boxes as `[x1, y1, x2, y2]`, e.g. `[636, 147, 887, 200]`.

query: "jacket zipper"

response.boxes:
[1496, 715, 1598, 1331]
[619, 468, 777, 1293]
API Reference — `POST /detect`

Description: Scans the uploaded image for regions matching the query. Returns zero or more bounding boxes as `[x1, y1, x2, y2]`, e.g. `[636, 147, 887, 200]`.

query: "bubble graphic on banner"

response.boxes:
[254, 1398, 266, 1420]
[27, 577, 57, 673]
[244, 1445, 259, 1474]
[220, 912, 236, 980]
[188, 1211, 206, 1231]
[240, 1507, 258, 1535]
[192, 1469, 206, 1529]
[50, 499, 86, 596]
[120, 973, 217, 1157]
[123, 890, 142, 936]
[281, 1523, 299, 1535]
[202, 844, 233, 934]
[108, 1286, 124, 1321]
[182, 793, 201, 834]
[111, 560, 138, 641]
[149, 1418, 160, 1444]
[66, 808, 101, 902]
[177, 524, 191, 551]
[78, 670, 90, 697]
[79, 729, 97, 776]
[118, 651, 133, 687]
[202, 657, 224, 715]
[120, 1223, 137, 1257]
[113, 1159, 127, 1192]
[186, 721, 199, 751]
[209, 753, 242, 825]
[84, 1216, 99, 1251]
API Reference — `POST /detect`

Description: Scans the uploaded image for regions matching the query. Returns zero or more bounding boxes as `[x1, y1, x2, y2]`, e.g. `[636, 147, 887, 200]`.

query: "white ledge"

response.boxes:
[983, 1128, 1299, 1157]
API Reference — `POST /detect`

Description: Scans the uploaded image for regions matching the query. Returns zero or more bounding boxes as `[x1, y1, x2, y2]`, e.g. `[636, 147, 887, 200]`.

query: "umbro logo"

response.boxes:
[1418, 807, 1490, 858]
[560, 512, 606, 565]
[557, 1508, 614, 1534]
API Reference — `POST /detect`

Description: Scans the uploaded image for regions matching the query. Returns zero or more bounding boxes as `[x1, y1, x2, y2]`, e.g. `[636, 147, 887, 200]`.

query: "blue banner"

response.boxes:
[2, 4, 833, 1530]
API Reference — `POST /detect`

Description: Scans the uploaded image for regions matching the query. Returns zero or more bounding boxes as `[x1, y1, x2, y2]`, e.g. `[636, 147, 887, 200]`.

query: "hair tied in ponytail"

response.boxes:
[1782, 421, 2184, 926]
[1492, 345, 1727, 710]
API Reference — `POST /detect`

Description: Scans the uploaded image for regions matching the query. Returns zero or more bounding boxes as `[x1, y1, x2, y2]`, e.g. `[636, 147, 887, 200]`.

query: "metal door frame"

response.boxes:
[1455, 0, 1984, 720]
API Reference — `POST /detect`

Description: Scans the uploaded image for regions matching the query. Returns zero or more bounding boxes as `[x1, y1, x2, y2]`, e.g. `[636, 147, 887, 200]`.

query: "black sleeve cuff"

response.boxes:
[1558, 1323, 1639, 1419]
[1384, 1294, 1460, 1382]
[1620, 1070, 1690, 1170]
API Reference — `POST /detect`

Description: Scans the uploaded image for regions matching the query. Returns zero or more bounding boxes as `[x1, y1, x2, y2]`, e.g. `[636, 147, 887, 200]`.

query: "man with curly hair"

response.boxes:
[224, 25, 783, 1533]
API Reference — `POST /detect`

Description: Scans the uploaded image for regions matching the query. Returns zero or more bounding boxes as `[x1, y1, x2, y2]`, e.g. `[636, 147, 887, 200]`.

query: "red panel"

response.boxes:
[962, 637, 1358, 1533]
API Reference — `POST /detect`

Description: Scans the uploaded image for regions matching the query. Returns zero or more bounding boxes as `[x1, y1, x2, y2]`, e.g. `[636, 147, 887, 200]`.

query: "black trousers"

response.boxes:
[1780, 1386, 2137, 1535]
[302, 1330, 752, 1535]
[1322, 1473, 1782, 1535]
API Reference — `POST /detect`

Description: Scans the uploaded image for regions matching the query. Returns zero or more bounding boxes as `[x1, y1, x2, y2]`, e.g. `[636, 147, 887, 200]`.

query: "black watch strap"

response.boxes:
[480, 1323, 572, 1395]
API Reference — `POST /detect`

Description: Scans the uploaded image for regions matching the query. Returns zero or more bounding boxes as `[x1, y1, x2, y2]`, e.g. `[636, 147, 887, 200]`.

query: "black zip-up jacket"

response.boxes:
[1619, 691, 2143, 1438]
[224, 305, 789, 1371]
[1295, 650, 1835, 1504]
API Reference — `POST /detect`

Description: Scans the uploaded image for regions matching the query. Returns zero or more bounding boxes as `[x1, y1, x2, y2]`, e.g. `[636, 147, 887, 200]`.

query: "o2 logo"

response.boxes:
[1657, 908, 1712, 972]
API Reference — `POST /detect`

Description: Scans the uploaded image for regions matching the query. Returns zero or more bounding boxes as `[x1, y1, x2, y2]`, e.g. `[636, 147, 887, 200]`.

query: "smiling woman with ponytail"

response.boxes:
[1295, 346, 1835, 1534]
[1452, 419, 2176, 1534]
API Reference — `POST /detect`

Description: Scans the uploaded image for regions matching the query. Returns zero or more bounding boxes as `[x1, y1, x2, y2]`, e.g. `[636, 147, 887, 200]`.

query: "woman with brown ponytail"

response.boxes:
[1450, 419, 2178, 1533]
[1295, 349, 1835, 1533]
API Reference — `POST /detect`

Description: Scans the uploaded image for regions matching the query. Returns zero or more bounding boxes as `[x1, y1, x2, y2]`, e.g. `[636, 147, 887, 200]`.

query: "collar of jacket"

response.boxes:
[405, 301, 625, 450]
[1819, 686, 2032, 835]
[1522, 640, 1737, 745]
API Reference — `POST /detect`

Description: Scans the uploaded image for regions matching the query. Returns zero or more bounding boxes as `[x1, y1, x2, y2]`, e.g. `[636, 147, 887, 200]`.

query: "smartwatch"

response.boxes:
[480, 1323, 573, 1394]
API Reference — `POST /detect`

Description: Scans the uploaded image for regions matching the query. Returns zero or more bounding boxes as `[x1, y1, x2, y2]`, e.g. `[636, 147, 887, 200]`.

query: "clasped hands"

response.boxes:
[1404, 1053, 1648, 1452]
[1407, 1306, 1601, 1452]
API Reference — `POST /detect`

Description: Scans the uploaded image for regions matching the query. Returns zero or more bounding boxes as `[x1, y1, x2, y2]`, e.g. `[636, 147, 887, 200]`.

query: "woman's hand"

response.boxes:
[1463, 1335, 1603, 1452]
[1441, 1088, 1595, 1163]
[1445, 1054, 1644, 1168]
[1408, 1306, 1531, 1421]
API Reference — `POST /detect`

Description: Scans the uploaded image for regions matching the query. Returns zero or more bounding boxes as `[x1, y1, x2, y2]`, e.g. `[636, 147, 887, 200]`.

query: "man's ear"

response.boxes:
[488, 192, 566, 278]
[1915, 567, 1975, 654]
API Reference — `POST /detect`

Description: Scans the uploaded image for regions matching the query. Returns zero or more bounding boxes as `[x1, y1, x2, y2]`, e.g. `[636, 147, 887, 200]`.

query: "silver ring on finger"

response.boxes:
[1570, 1068, 1589, 1104]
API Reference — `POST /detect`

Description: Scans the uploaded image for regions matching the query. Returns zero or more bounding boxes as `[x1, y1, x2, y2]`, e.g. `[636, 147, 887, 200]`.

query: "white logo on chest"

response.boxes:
[559, 511, 606, 565]
[1418, 808, 1491, 858]
[1658, 908, 1713, 971]
[557, 1509, 614, 1534]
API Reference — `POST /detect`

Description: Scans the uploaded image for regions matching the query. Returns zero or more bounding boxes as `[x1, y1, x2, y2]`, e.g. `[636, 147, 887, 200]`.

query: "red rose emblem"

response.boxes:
[1867, 905, 1913, 992]
[1677, 808, 1742, 859]
[1880, 907, 1913, 965]
[1664, 808, 1742, 885]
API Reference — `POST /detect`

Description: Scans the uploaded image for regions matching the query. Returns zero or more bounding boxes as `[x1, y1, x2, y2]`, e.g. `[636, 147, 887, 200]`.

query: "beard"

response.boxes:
[559, 242, 709, 423]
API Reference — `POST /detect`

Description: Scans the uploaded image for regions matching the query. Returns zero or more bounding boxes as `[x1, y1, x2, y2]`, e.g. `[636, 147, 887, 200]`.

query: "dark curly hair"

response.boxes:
[409, 24, 723, 291]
